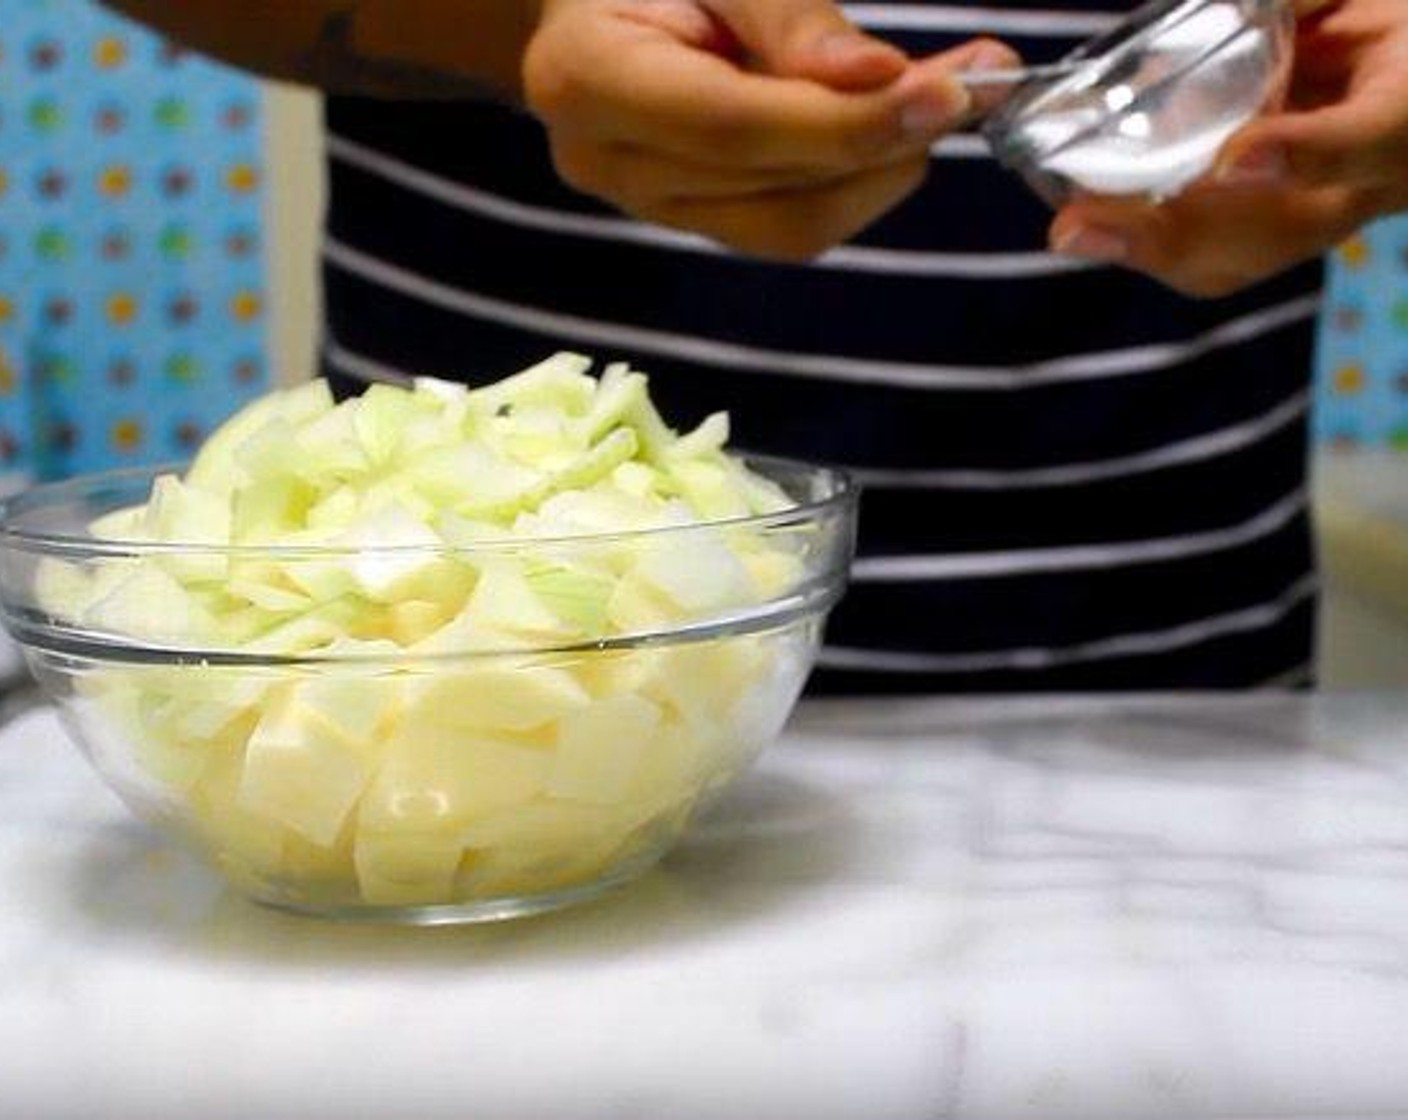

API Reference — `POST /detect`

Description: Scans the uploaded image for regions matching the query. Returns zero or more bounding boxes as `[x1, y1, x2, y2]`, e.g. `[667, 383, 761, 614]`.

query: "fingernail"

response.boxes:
[815, 30, 871, 64]
[967, 42, 1016, 72]
[1217, 145, 1288, 185]
[1054, 225, 1128, 263]
[900, 83, 969, 138]
[809, 30, 906, 88]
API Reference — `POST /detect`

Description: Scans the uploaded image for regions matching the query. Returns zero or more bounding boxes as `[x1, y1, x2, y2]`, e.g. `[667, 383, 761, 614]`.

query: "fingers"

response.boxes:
[605, 47, 953, 169]
[929, 37, 1025, 119]
[1215, 99, 1408, 204]
[614, 0, 742, 54]
[1216, 0, 1408, 203]
[550, 137, 858, 205]
[526, 16, 969, 174]
[524, 0, 1012, 258]
[645, 155, 932, 260]
[709, 0, 908, 90]
[706, 0, 1017, 104]
[1049, 181, 1368, 297]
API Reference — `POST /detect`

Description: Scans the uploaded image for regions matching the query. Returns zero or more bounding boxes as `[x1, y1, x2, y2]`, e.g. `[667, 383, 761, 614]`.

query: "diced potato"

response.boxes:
[459, 801, 637, 895]
[397, 663, 590, 734]
[360, 731, 550, 831]
[238, 686, 377, 847]
[189, 749, 286, 878]
[354, 829, 464, 906]
[279, 816, 357, 894]
[547, 694, 661, 804]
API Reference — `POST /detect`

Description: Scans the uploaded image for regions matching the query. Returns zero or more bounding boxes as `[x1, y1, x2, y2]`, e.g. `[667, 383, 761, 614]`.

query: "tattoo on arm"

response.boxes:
[300, 9, 495, 99]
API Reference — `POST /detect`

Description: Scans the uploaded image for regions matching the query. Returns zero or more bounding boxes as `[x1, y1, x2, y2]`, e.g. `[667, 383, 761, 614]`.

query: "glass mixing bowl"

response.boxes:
[0, 458, 855, 924]
[983, 0, 1296, 205]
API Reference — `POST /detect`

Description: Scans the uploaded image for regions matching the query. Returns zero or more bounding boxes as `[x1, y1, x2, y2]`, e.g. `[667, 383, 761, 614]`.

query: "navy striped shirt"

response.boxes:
[320, 0, 1322, 693]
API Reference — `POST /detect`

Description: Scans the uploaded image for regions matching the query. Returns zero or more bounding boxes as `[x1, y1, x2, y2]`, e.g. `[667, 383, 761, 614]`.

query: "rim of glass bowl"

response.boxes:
[0, 456, 857, 665]
[983, 0, 1292, 166]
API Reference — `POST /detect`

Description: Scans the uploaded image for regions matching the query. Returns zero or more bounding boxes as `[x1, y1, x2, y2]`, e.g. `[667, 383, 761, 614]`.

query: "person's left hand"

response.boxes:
[1048, 0, 1408, 297]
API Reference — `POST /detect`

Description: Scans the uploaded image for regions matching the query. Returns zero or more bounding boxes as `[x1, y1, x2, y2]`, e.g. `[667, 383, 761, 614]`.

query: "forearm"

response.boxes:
[99, 1, 540, 100]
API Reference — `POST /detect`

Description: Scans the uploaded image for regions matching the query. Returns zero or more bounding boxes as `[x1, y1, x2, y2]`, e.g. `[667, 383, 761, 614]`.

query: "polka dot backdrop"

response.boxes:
[1312, 214, 1408, 450]
[0, 0, 269, 481]
[1315, 215, 1408, 453]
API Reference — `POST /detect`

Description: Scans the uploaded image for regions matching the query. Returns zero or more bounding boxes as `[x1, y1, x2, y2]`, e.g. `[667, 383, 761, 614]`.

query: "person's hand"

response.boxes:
[1049, 0, 1408, 297]
[522, 0, 1016, 259]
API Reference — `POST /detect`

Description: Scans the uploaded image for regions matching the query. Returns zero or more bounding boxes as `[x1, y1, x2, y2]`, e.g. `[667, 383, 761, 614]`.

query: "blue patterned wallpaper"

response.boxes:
[0, 0, 269, 482]
[1314, 215, 1408, 452]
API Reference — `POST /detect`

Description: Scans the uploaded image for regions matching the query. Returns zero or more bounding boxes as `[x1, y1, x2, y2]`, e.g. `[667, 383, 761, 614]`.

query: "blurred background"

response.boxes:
[0, 0, 1405, 685]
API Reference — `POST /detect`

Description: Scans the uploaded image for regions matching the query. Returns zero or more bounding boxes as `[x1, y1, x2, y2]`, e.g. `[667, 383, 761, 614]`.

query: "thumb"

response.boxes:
[1215, 96, 1408, 191]
[707, 0, 907, 91]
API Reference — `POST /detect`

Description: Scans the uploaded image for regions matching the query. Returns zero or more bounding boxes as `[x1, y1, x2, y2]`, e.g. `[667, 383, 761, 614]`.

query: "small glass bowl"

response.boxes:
[0, 459, 855, 924]
[983, 0, 1295, 206]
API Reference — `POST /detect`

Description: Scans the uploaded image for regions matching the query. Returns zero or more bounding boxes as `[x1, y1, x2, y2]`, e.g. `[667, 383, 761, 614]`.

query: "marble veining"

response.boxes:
[4, 694, 1408, 1119]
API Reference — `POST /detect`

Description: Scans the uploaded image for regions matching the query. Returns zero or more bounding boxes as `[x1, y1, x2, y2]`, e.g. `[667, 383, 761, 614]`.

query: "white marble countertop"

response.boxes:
[6, 693, 1408, 1120]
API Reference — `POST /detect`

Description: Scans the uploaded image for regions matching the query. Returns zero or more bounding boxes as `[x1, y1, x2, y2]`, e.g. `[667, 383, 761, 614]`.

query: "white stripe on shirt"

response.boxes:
[323, 237, 1320, 391]
[817, 572, 1316, 673]
[327, 134, 1082, 279]
[844, 3, 1120, 36]
[324, 339, 414, 386]
[932, 133, 993, 160]
[847, 388, 1310, 488]
[851, 487, 1305, 581]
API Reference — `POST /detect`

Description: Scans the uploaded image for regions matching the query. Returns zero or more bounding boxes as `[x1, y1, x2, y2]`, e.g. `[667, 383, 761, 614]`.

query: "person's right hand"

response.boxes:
[522, 0, 1016, 260]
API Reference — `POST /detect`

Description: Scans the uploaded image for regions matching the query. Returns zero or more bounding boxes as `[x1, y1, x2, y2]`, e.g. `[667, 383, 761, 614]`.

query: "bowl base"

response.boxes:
[242, 851, 661, 925]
